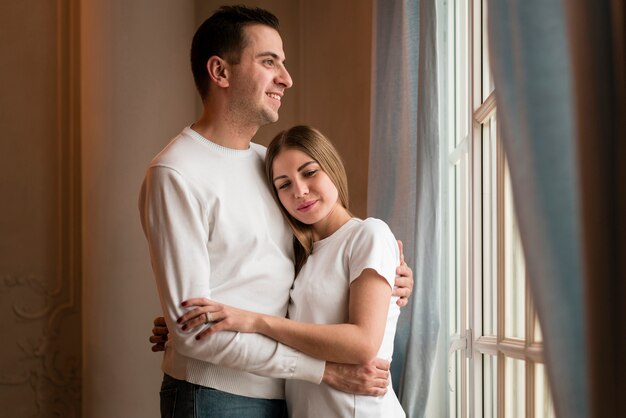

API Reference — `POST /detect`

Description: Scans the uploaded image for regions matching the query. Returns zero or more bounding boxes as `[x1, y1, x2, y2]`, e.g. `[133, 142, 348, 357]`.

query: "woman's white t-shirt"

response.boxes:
[285, 218, 406, 418]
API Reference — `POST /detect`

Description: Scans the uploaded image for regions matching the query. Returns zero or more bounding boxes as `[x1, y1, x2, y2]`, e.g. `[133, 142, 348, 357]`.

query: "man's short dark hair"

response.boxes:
[191, 5, 280, 101]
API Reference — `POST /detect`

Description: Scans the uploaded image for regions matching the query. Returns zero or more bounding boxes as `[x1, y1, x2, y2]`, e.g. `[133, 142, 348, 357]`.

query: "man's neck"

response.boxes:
[191, 110, 259, 151]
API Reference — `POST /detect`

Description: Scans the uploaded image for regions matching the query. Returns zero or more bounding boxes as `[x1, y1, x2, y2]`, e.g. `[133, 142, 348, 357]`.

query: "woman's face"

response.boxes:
[271, 148, 341, 227]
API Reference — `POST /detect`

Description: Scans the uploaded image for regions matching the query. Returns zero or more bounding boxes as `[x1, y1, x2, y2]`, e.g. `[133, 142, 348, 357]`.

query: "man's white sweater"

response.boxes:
[139, 127, 325, 399]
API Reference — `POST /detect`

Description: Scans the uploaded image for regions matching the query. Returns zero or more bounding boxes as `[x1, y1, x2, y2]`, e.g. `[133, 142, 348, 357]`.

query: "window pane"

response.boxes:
[504, 357, 526, 418]
[483, 354, 497, 418]
[482, 118, 497, 336]
[449, 350, 462, 418]
[534, 314, 543, 343]
[504, 163, 525, 339]
[481, 0, 494, 100]
[535, 363, 556, 418]
[455, 0, 469, 145]
[452, 163, 461, 335]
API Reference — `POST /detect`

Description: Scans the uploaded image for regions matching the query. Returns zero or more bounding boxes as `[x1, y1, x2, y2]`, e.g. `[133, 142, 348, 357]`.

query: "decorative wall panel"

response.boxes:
[0, 0, 81, 416]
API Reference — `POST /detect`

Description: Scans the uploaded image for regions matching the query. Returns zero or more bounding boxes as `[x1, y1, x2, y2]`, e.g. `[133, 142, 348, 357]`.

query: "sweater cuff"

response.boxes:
[294, 354, 325, 384]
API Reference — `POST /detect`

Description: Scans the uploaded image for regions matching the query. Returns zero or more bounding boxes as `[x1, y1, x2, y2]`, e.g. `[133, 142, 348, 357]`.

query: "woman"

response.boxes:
[178, 126, 405, 417]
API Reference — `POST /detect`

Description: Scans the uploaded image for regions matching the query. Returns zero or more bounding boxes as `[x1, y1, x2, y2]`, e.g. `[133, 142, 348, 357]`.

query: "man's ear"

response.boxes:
[207, 56, 229, 88]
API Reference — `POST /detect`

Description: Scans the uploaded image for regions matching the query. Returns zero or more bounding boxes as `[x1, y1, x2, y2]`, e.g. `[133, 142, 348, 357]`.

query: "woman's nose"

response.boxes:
[294, 181, 308, 198]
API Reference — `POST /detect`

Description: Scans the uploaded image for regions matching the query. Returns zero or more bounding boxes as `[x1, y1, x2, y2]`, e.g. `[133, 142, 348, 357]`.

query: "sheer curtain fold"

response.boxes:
[368, 1, 440, 417]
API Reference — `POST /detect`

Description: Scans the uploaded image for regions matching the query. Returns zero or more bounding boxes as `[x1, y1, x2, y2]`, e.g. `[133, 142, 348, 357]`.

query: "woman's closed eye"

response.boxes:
[303, 169, 318, 178]
[276, 180, 291, 190]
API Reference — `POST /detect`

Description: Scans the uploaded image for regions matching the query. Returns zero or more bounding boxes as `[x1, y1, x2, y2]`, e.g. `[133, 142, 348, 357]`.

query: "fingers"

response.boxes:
[149, 335, 167, 344]
[395, 264, 412, 279]
[363, 386, 388, 396]
[195, 322, 221, 340]
[152, 325, 169, 337]
[371, 357, 391, 371]
[392, 274, 412, 307]
[151, 343, 166, 353]
[397, 240, 405, 265]
[181, 297, 214, 308]
[393, 274, 410, 289]
[178, 303, 223, 324]
[393, 264, 413, 309]
[149, 321, 167, 352]
[392, 285, 412, 299]
[180, 311, 210, 331]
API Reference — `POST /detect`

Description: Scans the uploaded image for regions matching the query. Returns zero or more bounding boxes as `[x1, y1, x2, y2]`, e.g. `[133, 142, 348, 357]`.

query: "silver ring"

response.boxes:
[205, 312, 212, 324]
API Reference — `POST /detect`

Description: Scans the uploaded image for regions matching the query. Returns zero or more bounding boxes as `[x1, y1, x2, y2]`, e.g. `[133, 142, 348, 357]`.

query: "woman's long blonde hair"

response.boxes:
[265, 125, 351, 275]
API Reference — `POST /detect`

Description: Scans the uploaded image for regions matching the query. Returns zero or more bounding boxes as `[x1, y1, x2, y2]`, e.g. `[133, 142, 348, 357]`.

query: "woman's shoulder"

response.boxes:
[345, 218, 397, 248]
[352, 217, 394, 236]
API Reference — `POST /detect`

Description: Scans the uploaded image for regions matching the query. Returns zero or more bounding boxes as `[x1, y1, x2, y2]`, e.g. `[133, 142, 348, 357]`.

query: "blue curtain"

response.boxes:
[368, 0, 441, 416]
[487, 0, 588, 417]
[562, 1, 625, 416]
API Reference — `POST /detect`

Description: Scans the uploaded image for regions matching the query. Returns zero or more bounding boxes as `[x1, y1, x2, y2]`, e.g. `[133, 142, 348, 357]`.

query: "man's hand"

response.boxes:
[150, 316, 168, 352]
[322, 358, 390, 396]
[393, 240, 414, 307]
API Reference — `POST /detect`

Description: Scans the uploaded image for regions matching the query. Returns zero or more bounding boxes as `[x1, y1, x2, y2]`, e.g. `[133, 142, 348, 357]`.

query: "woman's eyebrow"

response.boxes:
[273, 161, 317, 182]
[297, 161, 317, 172]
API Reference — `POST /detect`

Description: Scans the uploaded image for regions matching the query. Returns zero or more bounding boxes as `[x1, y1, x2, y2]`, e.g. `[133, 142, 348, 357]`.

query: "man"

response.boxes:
[140, 5, 412, 417]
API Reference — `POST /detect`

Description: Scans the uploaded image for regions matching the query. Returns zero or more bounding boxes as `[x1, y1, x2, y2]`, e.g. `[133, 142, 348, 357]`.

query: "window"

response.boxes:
[443, 0, 555, 416]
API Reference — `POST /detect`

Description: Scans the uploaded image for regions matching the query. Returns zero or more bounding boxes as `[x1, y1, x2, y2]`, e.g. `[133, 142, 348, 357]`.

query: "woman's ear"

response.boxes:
[207, 56, 229, 88]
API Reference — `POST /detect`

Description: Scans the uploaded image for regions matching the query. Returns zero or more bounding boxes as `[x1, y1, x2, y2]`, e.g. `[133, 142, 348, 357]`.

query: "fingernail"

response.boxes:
[181, 301, 188, 307]
[182, 325, 187, 331]
[195, 335, 201, 340]
[176, 317, 182, 324]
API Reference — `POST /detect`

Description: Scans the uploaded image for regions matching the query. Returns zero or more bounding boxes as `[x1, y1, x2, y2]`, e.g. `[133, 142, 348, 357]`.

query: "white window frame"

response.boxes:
[443, 0, 554, 416]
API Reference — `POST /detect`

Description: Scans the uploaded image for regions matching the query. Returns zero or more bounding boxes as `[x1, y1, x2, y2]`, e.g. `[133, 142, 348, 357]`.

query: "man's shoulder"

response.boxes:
[149, 128, 201, 168]
[250, 141, 268, 158]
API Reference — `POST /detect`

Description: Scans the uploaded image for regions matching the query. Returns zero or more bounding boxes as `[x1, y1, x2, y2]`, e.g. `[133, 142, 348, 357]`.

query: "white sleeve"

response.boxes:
[346, 218, 399, 288]
[139, 165, 324, 383]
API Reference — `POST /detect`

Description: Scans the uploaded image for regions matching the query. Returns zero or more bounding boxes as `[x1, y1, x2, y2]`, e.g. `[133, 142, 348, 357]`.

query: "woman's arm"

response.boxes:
[178, 268, 393, 365]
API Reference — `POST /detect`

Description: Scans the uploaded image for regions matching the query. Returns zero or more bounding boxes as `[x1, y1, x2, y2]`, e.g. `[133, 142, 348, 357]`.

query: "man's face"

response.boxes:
[227, 24, 293, 127]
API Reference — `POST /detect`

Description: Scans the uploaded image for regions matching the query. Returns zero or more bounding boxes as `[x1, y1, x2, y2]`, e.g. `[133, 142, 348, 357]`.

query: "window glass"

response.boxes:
[505, 357, 526, 418]
[504, 163, 525, 339]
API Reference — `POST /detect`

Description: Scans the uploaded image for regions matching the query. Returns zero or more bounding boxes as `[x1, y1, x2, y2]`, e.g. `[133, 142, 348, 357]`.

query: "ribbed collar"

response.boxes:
[184, 126, 256, 159]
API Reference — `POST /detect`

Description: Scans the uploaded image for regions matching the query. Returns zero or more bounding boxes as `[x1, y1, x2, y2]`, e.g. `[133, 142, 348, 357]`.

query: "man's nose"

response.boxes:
[276, 65, 293, 89]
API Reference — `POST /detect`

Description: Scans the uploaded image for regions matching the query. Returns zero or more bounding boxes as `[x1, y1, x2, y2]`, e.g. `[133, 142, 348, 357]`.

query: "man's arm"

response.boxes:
[322, 360, 390, 396]
[139, 166, 323, 383]
[149, 315, 390, 395]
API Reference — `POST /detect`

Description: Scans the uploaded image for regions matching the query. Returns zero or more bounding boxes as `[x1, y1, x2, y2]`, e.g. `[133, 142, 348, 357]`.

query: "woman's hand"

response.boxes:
[178, 298, 261, 340]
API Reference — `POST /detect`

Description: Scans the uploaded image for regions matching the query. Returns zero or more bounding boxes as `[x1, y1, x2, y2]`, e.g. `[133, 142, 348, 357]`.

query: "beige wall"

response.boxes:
[0, 1, 372, 416]
[297, 0, 372, 218]
[81, 1, 196, 417]
[0, 1, 81, 416]
[200, 0, 372, 217]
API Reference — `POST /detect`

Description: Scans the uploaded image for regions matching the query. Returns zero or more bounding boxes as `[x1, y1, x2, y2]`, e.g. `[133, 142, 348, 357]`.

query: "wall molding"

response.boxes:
[0, 0, 82, 415]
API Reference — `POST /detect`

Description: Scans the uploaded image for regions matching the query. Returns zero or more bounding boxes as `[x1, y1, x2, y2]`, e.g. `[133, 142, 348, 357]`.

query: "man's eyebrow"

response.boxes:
[255, 52, 286, 63]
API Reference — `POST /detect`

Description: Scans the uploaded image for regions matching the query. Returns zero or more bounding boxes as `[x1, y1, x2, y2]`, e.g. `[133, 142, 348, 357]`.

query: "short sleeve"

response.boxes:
[346, 218, 399, 288]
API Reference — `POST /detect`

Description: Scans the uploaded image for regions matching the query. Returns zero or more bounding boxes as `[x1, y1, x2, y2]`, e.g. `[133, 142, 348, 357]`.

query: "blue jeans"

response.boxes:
[160, 374, 287, 418]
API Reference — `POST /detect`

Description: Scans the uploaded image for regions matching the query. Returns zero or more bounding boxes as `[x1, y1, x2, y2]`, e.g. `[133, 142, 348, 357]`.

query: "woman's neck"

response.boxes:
[311, 204, 352, 242]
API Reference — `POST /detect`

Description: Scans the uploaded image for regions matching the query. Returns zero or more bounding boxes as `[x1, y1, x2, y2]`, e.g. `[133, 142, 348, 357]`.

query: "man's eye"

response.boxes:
[264, 59, 275, 66]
